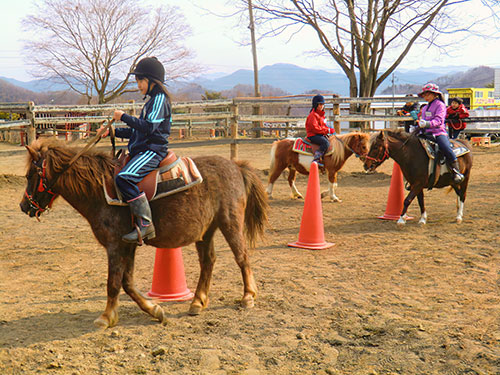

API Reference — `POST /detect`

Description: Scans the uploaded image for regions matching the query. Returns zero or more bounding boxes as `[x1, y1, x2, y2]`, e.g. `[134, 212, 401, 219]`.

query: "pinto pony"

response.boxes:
[363, 130, 472, 225]
[20, 138, 268, 328]
[266, 132, 369, 201]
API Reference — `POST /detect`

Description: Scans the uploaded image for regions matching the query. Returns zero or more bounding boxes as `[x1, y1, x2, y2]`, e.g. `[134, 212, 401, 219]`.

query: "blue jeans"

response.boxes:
[308, 135, 330, 153]
[434, 134, 457, 163]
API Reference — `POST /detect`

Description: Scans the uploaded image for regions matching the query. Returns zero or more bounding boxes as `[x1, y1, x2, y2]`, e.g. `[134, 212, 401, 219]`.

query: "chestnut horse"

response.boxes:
[266, 132, 370, 201]
[20, 138, 268, 328]
[363, 130, 472, 225]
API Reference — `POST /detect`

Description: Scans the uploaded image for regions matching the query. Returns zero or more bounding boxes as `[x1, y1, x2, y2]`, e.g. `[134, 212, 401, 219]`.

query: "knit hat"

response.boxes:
[312, 94, 325, 108]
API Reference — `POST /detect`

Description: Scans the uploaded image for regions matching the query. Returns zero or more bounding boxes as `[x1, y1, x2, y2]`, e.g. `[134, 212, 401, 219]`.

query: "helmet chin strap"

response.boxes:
[144, 80, 154, 99]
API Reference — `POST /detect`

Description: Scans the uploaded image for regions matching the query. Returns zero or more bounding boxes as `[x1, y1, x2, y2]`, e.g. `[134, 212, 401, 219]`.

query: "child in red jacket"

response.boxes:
[305, 94, 335, 166]
[446, 97, 469, 139]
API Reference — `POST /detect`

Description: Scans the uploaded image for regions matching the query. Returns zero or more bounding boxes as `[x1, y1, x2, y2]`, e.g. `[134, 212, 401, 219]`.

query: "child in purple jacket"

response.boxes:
[417, 83, 464, 184]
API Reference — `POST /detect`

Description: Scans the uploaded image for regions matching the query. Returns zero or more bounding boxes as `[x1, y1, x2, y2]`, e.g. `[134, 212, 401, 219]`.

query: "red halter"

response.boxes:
[24, 159, 59, 221]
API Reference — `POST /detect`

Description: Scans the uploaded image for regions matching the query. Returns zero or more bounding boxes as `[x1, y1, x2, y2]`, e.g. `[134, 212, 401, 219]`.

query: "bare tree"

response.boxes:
[23, 0, 199, 104]
[248, 0, 500, 126]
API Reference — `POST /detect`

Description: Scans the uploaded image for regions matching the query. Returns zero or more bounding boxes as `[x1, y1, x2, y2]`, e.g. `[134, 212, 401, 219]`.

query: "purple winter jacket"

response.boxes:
[420, 99, 447, 137]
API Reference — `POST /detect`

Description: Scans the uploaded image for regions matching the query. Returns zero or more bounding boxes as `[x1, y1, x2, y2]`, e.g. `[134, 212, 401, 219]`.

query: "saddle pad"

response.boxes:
[292, 138, 334, 156]
[419, 138, 470, 190]
[104, 155, 203, 206]
[419, 138, 470, 160]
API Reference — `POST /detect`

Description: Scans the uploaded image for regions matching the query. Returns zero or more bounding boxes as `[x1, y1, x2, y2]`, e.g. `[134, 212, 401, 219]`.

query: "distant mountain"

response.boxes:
[0, 78, 81, 104]
[1, 63, 495, 104]
[195, 63, 350, 95]
[381, 66, 495, 95]
[192, 63, 477, 96]
[0, 76, 76, 93]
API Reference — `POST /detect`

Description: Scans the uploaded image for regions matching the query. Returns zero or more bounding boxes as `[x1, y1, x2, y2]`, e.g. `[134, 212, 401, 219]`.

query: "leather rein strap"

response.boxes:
[46, 119, 115, 191]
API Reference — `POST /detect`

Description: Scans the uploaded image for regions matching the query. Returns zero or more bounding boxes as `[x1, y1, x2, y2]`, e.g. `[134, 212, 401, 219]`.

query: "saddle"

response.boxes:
[104, 150, 203, 206]
[291, 137, 334, 156]
[418, 137, 470, 190]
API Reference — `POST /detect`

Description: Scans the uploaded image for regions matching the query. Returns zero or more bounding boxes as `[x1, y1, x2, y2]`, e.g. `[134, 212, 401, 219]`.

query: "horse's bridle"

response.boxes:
[364, 134, 390, 169]
[334, 134, 367, 160]
[364, 131, 414, 170]
[24, 158, 59, 220]
[24, 119, 115, 220]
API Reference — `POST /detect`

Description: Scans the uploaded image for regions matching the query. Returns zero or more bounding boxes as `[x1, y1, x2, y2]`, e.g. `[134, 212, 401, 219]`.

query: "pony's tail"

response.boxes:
[236, 160, 269, 248]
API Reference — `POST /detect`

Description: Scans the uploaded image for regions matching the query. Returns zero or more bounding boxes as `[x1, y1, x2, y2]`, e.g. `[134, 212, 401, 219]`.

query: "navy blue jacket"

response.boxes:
[115, 86, 171, 158]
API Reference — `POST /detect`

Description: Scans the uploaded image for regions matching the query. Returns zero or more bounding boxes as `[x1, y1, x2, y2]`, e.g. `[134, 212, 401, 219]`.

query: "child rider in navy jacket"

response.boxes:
[102, 57, 171, 244]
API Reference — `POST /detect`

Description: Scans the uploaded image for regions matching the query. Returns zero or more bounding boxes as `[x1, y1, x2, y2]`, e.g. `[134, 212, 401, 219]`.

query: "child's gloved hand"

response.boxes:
[418, 119, 429, 128]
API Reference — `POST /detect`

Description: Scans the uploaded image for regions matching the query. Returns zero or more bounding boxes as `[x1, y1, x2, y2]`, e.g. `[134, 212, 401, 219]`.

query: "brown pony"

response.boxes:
[19, 138, 268, 328]
[266, 132, 370, 201]
[363, 130, 473, 225]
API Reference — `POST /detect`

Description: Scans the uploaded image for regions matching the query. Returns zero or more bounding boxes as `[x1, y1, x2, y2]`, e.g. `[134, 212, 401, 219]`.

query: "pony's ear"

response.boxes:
[26, 145, 41, 162]
[377, 131, 384, 140]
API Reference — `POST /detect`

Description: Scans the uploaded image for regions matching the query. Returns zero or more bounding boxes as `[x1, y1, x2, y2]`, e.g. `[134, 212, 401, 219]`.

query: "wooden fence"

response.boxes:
[1, 96, 498, 159]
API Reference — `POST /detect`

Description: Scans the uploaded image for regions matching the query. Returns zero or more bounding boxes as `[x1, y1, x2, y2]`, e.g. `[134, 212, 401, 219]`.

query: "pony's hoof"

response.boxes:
[456, 217, 463, 224]
[152, 305, 166, 324]
[241, 295, 255, 309]
[188, 303, 204, 316]
[93, 316, 110, 329]
[418, 220, 427, 225]
[396, 218, 406, 226]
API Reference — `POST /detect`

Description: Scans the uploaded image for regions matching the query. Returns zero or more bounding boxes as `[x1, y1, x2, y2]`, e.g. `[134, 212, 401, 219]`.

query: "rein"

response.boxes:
[25, 119, 115, 219]
[364, 131, 412, 164]
[333, 134, 366, 159]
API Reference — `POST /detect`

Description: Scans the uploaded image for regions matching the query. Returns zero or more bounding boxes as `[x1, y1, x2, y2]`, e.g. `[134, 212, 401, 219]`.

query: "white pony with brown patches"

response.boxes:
[266, 132, 370, 201]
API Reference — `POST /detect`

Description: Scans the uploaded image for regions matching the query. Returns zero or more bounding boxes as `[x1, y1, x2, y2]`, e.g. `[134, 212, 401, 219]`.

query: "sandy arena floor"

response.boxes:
[0, 138, 499, 374]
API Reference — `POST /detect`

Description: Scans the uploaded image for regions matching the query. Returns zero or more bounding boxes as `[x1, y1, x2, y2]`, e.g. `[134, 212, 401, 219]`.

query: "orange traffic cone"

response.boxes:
[288, 161, 334, 250]
[147, 248, 194, 301]
[378, 162, 413, 221]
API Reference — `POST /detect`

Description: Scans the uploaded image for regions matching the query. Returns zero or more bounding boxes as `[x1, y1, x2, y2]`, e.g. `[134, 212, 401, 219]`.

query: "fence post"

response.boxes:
[187, 108, 193, 138]
[230, 102, 239, 160]
[285, 105, 291, 138]
[252, 101, 262, 138]
[333, 102, 341, 134]
[27, 102, 36, 144]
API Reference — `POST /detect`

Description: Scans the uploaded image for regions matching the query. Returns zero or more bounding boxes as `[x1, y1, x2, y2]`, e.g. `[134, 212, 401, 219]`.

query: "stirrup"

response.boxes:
[453, 172, 464, 184]
[122, 225, 156, 245]
[313, 159, 324, 167]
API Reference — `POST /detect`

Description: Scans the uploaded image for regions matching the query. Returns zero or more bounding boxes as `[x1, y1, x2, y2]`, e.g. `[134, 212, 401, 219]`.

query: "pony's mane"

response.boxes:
[369, 129, 411, 147]
[331, 132, 369, 164]
[387, 129, 411, 141]
[28, 137, 115, 198]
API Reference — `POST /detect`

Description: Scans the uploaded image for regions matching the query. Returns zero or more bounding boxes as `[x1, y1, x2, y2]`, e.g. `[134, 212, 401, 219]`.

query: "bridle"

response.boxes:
[24, 119, 115, 220]
[364, 134, 390, 168]
[364, 131, 413, 170]
[24, 158, 59, 220]
[333, 134, 368, 160]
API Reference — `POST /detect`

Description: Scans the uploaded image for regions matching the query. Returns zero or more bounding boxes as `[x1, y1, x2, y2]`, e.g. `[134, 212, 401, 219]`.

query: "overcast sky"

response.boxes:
[1, 0, 500, 83]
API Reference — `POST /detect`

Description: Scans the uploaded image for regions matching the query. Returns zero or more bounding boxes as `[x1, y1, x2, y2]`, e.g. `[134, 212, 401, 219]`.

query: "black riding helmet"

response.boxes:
[130, 57, 165, 83]
[312, 94, 325, 109]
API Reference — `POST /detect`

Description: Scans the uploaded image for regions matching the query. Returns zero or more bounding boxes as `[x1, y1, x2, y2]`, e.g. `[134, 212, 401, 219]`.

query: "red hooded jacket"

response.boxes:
[305, 109, 335, 137]
[446, 104, 469, 130]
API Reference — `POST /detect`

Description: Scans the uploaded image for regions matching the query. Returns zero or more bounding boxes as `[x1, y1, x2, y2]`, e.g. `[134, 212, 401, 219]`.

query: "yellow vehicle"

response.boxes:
[447, 88, 500, 109]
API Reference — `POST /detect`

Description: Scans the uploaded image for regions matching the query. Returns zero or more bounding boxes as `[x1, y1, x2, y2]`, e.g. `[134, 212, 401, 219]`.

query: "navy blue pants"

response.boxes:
[308, 135, 330, 153]
[115, 151, 163, 202]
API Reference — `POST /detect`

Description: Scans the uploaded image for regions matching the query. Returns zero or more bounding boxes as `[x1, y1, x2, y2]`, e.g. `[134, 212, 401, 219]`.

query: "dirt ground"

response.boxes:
[0, 138, 499, 375]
